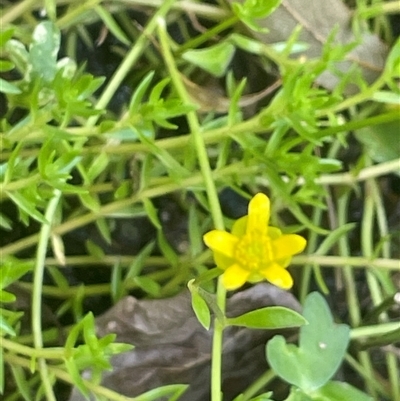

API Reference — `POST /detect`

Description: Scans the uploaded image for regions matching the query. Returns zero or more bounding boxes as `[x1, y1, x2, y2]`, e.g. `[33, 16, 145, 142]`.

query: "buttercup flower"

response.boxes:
[204, 193, 306, 290]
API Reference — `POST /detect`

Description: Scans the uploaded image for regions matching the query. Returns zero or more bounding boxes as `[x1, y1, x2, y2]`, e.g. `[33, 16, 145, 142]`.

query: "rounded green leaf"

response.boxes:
[266, 292, 350, 392]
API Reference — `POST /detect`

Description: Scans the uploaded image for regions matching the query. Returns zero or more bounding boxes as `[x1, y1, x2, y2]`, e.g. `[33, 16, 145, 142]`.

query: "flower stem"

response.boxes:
[157, 18, 226, 401]
[211, 279, 226, 400]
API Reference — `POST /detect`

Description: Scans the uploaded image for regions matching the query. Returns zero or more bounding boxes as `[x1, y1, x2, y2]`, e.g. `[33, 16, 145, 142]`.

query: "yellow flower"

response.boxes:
[203, 193, 306, 290]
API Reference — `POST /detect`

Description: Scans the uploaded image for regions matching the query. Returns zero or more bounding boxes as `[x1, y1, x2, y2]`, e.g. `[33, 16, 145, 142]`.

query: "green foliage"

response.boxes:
[0, 1, 398, 400]
[183, 41, 236, 77]
[64, 312, 133, 397]
[188, 279, 211, 330]
[232, 0, 282, 31]
[267, 293, 350, 392]
[227, 307, 307, 329]
[312, 381, 373, 401]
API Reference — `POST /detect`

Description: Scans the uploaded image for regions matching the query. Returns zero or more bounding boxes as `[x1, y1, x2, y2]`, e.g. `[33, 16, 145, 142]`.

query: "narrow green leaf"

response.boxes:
[95, 217, 111, 245]
[0, 290, 16, 303]
[124, 241, 155, 283]
[134, 276, 161, 297]
[95, 5, 130, 46]
[148, 77, 170, 103]
[232, 0, 282, 32]
[182, 41, 235, 77]
[0, 213, 12, 230]
[0, 78, 21, 94]
[85, 240, 106, 259]
[384, 36, 400, 77]
[87, 152, 109, 182]
[188, 204, 202, 257]
[114, 181, 132, 199]
[227, 306, 306, 329]
[64, 357, 90, 399]
[10, 365, 31, 401]
[82, 312, 98, 350]
[0, 257, 33, 288]
[313, 381, 373, 401]
[372, 91, 400, 105]
[157, 230, 179, 266]
[111, 262, 124, 303]
[47, 266, 70, 291]
[0, 314, 16, 336]
[6, 191, 47, 224]
[129, 71, 155, 112]
[137, 130, 190, 180]
[313, 223, 356, 294]
[188, 280, 211, 330]
[0, 28, 14, 47]
[135, 384, 189, 401]
[143, 198, 162, 230]
[78, 192, 100, 212]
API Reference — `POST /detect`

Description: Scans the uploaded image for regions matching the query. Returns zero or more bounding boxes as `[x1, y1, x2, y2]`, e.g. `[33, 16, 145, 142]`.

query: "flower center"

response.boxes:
[234, 230, 274, 271]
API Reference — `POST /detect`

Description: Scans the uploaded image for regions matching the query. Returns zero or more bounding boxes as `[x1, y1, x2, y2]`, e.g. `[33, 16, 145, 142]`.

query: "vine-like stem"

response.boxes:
[157, 17, 226, 401]
[1, 110, 398, 160]
[32, 189, 62, 401]
[0, 0, 37, 25]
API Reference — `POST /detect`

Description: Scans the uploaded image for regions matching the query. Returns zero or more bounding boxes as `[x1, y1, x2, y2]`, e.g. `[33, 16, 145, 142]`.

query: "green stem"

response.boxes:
[210, 280, 226, 401]
[1, 338, 65, 359]
[86, 0, 177, 127]
[317, 75, 386, 115]
[32, 189, 62, 401]
[240, 369, 276, 400]
[157, 17, 224, 230]
[355, 1, 400, 19]
[4, 352, 166, 401]
[367, 165, 400, 401]
[157, 18, 226, 401]
[0, 174, 41, 197]
[1, 111, 398, 160]
[338, 190, 361, 326]
[351, 322, 400, 339]
[178, 15, 238, 52]
[293, 255, 400, 270]
[0, 0, 37, 25]
[0, 162, 257, 258]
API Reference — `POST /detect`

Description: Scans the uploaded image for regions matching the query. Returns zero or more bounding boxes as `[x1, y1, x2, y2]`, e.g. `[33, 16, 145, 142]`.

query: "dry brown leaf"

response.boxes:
[68, 283, 301, 401]
[229, 0, 388, 93]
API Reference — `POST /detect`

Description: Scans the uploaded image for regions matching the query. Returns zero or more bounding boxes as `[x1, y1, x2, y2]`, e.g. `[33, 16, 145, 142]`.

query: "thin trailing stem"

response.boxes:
[32, 189, 62, 401]
[157, 17, 226, 401]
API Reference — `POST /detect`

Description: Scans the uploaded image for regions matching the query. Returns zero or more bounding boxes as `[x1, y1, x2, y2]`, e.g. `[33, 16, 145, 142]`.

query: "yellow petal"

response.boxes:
[231, 216, 247, 237]
[247, 193, 270, 235]
[261, 263, 293, 289]
[203, 230, 238, 258]
[222, 263, 250, 290]
[273, 234, 306, 260]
